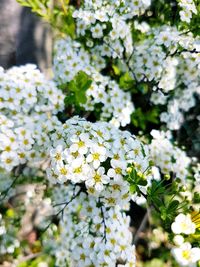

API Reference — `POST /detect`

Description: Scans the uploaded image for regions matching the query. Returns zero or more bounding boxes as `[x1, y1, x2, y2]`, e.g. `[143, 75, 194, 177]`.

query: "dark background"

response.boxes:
[0, 0, 52, 74]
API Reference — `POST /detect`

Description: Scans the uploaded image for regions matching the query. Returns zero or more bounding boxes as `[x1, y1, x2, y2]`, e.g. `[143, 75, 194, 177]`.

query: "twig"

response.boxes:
[100, 205, 107, 243]
[54, 186, 81, 218]
[41, 187, 82, 234]
[166, 48, 199, 58]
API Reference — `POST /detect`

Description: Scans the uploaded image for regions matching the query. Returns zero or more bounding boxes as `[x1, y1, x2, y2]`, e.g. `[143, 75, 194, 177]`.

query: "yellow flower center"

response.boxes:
[93, 153, 100, 160]
[6, 158, 12, 164]
[94, 173, 101, 182]
[74, 166, 82, 173]
[60, 167, 67, 175]
[55, 153, 61, 161]
[115, 168, 122, 174]
[78, 141, 85, 148]
[80, 253, 86, 260]
[182, 250, 191, 260]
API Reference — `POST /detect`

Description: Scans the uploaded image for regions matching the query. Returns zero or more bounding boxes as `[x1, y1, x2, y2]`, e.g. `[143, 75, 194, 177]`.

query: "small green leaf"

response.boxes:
[168, 200, 179, 212]
[112, 65, 121, 76]
[130, 184, 137, 193]
[119, 72, 134, 90]
[66, 71, 92, 106]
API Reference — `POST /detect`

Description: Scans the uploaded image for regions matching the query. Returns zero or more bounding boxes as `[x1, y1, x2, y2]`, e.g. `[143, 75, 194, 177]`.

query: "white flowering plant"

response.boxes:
[0, 0, 200, 266]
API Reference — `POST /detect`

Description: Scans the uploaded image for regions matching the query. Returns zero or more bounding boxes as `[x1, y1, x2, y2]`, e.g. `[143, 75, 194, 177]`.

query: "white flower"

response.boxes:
[91, 24, 103, 38]
[86, 167, 109, 191]
[50, 145, 64, 164]
[180, 10, 192, 22]
[172, 242, 200, 266]
[173, 235, 185, 247]
[107, 160, 127, 181]
[86, 145, 107, 168]
[0, 151, 19, 171]
[171, 214, 196, 235]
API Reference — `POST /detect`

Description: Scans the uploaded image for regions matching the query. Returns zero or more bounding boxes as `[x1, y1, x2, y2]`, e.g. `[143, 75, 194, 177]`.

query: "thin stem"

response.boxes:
[41, 187, 82, 234]
[99, 200, 107, 243]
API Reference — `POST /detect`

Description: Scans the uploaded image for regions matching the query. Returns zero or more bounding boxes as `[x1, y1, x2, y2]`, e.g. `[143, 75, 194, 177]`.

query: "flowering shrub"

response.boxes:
[52, 185, 136, 267]
[0, 0, 200, 266]
[53, 37, 134, 127]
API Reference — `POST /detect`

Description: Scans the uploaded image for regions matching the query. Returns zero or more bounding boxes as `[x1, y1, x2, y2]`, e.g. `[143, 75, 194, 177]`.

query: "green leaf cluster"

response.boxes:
[125, 163, 148, 195]
[131, 107, 160, 130]
[16, 0, 75, 37]
[64, 71, 92, 108]
[147, 180, 189, 228]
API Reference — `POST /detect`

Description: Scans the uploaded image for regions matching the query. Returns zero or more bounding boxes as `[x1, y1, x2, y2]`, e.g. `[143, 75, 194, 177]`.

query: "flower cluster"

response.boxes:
[126, 25, 200, 130]
[52, 185, 136, 267]
[0, 113, 62, 172]
[47, 116, 150, 206]
[72, 0, 151, 59]
[171, 213, 200, 266]
[46, 116, 150, 266]
[158, 51, 200, 130]
[149, 130, 190, 180]
[1, 0, 200, 266]
[0, 64, 64, 115]
[53, 37, 134, 127]
[0, 64, 64, 172]
[179, 0, 197, 23]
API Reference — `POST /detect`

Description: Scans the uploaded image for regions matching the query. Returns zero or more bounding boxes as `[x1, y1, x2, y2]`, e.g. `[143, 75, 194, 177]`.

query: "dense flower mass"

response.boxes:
[45, 116, 151, 266]
[52, 185, 136, 267]
[0, 64, 64, 172]
[0, 64, 64, 115]
[0, 0, 200, 266]
[53, 38, 134, 127]
[47, 116, 150, 206]
[0, 113, 62, 171]
[149, 130, 190, 180]
[72, 0, 151, 59]
[120, 24, 200, 130]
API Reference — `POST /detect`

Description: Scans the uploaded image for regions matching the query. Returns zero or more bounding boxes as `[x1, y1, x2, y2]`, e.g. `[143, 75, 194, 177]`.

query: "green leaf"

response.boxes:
[167, 200, 179, 212]
[67, 71, 92, 106]
[112, 65, 121, 76]
[130, 184, 137, 194]
[119, 72, 134, 90]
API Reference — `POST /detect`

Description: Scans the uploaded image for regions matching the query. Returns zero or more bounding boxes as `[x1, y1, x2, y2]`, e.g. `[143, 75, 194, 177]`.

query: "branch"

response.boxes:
[100, 202, 107, 243]
[0, 164, 26, 202]
[53, 186, 81, 218]
[41, 186, 82, 234]
[165, 48, 199, 59]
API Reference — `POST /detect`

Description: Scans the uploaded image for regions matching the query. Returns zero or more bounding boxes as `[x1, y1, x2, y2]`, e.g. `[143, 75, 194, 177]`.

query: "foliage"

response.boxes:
[64, 71, 92, 107]
[0, 0, 200, 266]
[16, 0, 75, 36]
